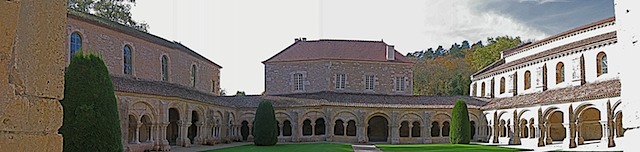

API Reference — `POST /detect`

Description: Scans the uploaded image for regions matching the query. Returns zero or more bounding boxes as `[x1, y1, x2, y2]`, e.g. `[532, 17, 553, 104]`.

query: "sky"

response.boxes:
[130, 0, 614, 95]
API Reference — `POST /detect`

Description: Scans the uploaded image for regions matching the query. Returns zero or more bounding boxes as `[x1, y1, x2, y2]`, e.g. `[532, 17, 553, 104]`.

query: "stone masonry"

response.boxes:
[0, 0, 66, 151]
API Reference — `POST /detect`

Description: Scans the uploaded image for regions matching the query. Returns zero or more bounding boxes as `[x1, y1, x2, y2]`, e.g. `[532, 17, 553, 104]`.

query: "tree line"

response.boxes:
[408, 36, 522, 96]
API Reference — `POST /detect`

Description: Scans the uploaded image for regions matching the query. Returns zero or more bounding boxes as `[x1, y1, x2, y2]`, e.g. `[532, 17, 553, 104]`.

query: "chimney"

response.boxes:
[301, 37, 307, 41]
[295, 38, 300, 42]
[386, 45, 395, 61]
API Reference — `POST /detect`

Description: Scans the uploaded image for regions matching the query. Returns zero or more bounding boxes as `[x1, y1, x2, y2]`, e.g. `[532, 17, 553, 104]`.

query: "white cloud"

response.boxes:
[422, 0, 548, 48]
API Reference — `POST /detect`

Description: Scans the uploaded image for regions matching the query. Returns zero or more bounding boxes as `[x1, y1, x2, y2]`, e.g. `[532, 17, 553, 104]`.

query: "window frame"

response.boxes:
[335, 73, 346, 89]
[524, 70, 531, 90]
[70, 32, 82, 59]
[123, 45, 133, 75]
[556, 62, 564, 84]
[365, 75, 375, 90]
[597, 52, 608, 76]
[191, 64, 197, 88]
[161, 55, 169, 81]
[293, 73, 304, 91]
[394, 76, 406, 92]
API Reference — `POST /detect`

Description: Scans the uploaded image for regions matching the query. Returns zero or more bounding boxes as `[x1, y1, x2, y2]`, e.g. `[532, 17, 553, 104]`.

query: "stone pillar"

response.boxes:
[149, 124, 155, 142]
[509, 110, 521, 145]
[135, 124, 142, 144]
[248, 124, 254, 142]
[180, 120, 191, 147]
[0, 0, 66, 151]
[545, 124, 553, 145]
[357, 123, 366, 143]
[195, 122, 204, 144]
[577, 123, 584, 145]
[311, 122, 316, 137]
[569, 105, 576, 148]
[607, 101, 616, 147]
[343, 122, 348, 137]
[408, 124, 413, 138]
[538, 108, 545, 147]
[391, 124, 400, 144]
[159, 122, 170, 151]
[493, 112, 499, 143]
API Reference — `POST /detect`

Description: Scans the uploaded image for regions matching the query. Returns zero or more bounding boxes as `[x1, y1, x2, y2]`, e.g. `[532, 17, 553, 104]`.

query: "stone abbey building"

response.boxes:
[2, 0, 638, 151]
[64, 9, 637, 151]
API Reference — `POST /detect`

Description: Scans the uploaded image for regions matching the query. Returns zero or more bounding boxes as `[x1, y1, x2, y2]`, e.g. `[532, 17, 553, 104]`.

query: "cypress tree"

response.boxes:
[450, 99, 471, 144]
[253, 101, 278, 146]
[60, 53, 124, 151]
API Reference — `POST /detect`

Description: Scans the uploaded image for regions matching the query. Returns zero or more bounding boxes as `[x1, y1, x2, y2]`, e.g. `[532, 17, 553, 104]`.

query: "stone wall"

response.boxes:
[265, 60, 413, 95]
[66, 16, 221, 95]
[0, 0, 66, 151]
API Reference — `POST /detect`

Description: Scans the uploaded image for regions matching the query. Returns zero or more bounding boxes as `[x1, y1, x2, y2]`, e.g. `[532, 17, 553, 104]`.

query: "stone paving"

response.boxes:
[352, 144, 383, 152]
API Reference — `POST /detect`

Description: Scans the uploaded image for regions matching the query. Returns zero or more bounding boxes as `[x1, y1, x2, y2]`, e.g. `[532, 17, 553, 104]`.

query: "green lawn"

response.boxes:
[205, 142, 353, 152]
[376, 144, 530, 152]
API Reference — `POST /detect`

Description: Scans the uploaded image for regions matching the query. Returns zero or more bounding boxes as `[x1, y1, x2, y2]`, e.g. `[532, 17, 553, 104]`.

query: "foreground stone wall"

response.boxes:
[0, 0, 66, 151]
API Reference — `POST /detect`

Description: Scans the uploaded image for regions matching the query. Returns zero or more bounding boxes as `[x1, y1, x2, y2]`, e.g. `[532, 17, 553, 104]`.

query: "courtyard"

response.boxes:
[204, 142, 528, 152]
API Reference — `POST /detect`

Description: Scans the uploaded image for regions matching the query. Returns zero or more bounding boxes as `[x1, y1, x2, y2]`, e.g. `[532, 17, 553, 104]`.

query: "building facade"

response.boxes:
[59, 4, 640, 152]
[470, 17, 626, 150]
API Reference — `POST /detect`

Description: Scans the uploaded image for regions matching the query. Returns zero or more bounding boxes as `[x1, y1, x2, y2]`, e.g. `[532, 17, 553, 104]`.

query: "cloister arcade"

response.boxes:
[483, 98, 625, 149]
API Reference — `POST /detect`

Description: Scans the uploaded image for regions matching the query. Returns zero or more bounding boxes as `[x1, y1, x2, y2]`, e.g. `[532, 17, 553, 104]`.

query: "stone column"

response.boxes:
[357, 123, 366, 143]
[181, 120, 191, 147]
[391, 124, 400, 144]
[509, 110, 521, 145]
[343, 122, 348, 137]
[545, 124, 553, 145]
[195, 122, 204, 144]
[538, 108, 546, 147]
[311, 122, 316, 137]
[135, 124, 142, 144]
[493, 112, 499, 143]
[248, 124, 254, 141]
[160, 122, 170, 151]
[577, 123, 584, 145]
[149, 124, 155, 142]
[568, 105, 577, 148]
[607, 100, 616, 147]
[408, 124, 413, 138]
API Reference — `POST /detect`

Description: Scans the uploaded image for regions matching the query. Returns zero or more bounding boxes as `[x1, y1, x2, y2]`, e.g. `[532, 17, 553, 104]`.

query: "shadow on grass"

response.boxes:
[376, 144, 533, 152]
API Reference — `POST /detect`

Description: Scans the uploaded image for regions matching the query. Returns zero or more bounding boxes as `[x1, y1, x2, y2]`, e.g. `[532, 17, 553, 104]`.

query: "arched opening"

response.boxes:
[347, 120, 356, 136]
[70, 32, 82, 59]
[442, 121, 450, 137]
[188, 111, 199, 144]
[481, 82, 486, 97]
[241, 120, 249, 141]
[530, 118, 536, 138]
[597, 52, 608, 76]
[368, 116, 389, 142]
[521, 119, 529, 138]
[431, 122, 440, 137]
[615, 112, 624, 137]
[556, 62, 565, 84]
[167, 108, 180, 145]
[578, 108, 602, 142]
[161, 55, 169, 81]
[334, 119, 345, 136]
[500, 77, 506, 94]
[302, 119, 312, 136]
[400, 121, 409, 137]
[315, 118, 326, 135]
[500, 120, 506, 137]
[123, 45, 133, 75]
[549, 111, 566, 141]
[412, 121, 421, 137]
[128, 115, 137, 143]
[524, 71, 531, 90]
[140, 115, 152, 142]
[470, 121, 476, 139]
[283, 120, 292, 136]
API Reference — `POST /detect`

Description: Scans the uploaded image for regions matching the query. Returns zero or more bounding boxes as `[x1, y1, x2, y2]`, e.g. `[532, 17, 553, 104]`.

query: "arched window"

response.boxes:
[597, 52, 608, 76]
[442, 121, 450, 137]
[500, 77, 505, 94]
[400, 121, 409, 137]
[302, 119, 312, 136]
[481, 82, 486, 97]
[334, 120, 344, 136]
[470, 121, 476, 139]
[161, 55, 168, 81]
[123, 45, 132, 75]
[347, 120, 356, 136]
[472, 83, 477, 97]
[556, 62, 564, 84]
[411, 121, 420, 137]
[524, 71, 531, 90]
[315, 118, 325, 135]
[191, 64, 197, 87]
[431, 122, 440, 137]
[70, 32, 82, 59]
[283, 120, 292, 136]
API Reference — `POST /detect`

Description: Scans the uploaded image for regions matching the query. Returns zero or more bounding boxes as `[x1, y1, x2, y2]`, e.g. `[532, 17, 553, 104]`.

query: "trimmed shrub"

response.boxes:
[450, 99, 471, 144]
[60, 53, 124, 151]
[253, 101, 278, 146]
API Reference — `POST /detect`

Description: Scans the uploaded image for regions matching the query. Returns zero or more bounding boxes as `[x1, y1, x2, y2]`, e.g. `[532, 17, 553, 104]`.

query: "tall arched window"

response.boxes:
[400, 121, 409, 137]
[334, 120, 344, 136]
[431, 122, 440, 137]
[597, 52, 608, 76]
[524, 70, 531, 90]
[556, 62, 564, 84]
[481, 82, 486, 97]
[442, 121, 450, 137]
[411, 121, 420, 137]
[123, 45, 132, 75]
[191, 64, 197, 87]
[472, 83, 477, 97]
[500, 77, 505, 94]
[161, 55, 168, 81]
[70, 32, 82, 59]
[347, 120, 356, 136]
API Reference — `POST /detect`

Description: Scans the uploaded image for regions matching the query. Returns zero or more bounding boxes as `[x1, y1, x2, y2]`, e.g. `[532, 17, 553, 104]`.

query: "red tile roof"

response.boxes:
[481, 79, 620, 110]
[263, 39, 414, 64]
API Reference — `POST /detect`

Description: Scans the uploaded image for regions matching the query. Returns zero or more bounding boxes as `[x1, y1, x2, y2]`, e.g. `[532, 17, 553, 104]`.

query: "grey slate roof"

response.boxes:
[111, 76, 488, 109]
